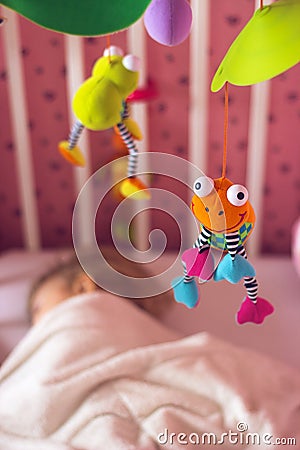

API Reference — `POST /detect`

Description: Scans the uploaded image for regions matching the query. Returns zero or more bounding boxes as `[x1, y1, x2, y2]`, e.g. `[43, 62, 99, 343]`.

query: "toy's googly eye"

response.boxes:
[193, 176, 214, 198]
[122, 54, 140, 72]
[0, 17, 7, 26]
[103, 46, 124, 57]
[227, 184, 249, 206]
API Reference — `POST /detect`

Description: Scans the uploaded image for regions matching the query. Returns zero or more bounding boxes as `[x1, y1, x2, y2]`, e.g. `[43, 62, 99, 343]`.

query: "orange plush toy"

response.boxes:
[171, 176, 274, 325]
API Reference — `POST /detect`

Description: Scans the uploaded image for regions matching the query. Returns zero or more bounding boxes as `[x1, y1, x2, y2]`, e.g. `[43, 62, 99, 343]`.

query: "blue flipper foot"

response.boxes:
[171, 276, 199, 308]
[214, 253, 256, 284]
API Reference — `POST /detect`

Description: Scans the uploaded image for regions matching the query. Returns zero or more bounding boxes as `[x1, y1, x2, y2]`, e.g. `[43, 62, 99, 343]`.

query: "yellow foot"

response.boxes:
[58, 141, 85, 167]
[119, 177, 150, 200]
[114, 118, 143, 141]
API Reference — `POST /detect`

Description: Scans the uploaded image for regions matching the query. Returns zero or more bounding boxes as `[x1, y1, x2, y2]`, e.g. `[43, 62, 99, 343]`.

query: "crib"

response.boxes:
[0, 0, 300, 369]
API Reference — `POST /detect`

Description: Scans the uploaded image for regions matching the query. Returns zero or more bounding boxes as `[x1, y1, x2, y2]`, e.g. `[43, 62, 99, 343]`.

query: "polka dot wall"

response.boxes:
[262, 66, 300, 253]
[147, 30, 190, 250]
[208, 0, 254, 183]
[0, 1, 299, 254]
[18, 16, 75, 248]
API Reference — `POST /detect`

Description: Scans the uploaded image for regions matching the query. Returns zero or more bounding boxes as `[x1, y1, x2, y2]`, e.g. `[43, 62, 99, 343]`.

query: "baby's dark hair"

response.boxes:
[27, 256, 86, 318]
[28, 247, 173, 321]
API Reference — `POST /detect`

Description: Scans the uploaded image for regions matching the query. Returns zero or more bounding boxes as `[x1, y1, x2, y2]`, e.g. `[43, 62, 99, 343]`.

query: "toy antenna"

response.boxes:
[106, 35, 112, 63]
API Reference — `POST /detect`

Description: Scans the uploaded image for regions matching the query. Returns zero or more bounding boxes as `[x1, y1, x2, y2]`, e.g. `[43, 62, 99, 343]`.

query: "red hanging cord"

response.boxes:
[222, 82, 229, 179]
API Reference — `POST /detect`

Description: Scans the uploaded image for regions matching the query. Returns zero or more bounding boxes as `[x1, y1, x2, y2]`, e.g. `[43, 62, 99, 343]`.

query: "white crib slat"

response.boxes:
[64, 35, 94, 248]
[189, 0, 210, 174]
[188, 0, 210, 242]
[127, 19, 150, 251]
[1, 7, 41, 250]
[246, 0, 272, 257]
[246, 81, 270, 257]
[64, 35, 92, 186]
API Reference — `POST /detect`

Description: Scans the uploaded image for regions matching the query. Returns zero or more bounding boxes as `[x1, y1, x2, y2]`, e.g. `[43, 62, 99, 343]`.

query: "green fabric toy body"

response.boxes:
[58, 46, 150, 200]
[73, 53, 139, 131]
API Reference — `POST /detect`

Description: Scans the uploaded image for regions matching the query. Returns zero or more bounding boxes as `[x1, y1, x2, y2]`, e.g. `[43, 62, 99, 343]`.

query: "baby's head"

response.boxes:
[28, 257, 97, 325]
[28, 249, 173, 325]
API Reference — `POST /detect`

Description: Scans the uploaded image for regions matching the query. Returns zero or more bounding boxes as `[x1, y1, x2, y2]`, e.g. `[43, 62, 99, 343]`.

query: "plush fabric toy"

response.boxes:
[211, 0, 300, 92]
[172, 176, 274, 325]
[144, 0, 193, 46]
[0, 0, 152, 36]
[59, 46, 149, 199]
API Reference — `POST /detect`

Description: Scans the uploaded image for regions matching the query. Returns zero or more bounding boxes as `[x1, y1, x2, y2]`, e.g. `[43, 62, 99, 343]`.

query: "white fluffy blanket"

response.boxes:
[0, 292, 299, 449]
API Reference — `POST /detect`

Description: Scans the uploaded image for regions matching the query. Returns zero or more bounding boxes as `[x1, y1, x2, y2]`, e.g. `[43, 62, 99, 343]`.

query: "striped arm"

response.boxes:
[116, 121, 138, 178]
[68, 120, 84, 150]
[193, 226, 212, 252]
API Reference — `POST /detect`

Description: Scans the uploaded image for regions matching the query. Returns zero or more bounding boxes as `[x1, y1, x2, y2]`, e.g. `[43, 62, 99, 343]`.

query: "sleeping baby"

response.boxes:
[28, 246, 173, 325]
[1, 249, 300, 449]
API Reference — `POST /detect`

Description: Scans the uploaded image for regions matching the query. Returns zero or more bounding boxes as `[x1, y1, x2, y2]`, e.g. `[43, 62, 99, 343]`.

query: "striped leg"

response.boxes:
[173, 227, 213, 308]
[236, 244, 274, 324]
[116, 121, 138, 178]
[183, 226, 212, 282]
[236, 245, 258, 303]
[58, 119, 85, 166]
[68, 120, 84, 150]
[225, 231, 240, 259]
[121, 101, 130, 120]
[183, 262, 193, 283]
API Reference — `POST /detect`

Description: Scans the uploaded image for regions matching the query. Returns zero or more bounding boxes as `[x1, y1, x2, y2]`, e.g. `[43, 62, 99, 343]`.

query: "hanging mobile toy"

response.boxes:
[144, 0, 193, 46]
[171, 83, 274, 325]
[58, 45, 149, 199]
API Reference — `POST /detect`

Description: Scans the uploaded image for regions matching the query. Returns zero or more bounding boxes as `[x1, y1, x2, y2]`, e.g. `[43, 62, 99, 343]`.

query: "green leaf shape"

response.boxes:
[211, 0, 300, 92]
[1, 0, 152, 36]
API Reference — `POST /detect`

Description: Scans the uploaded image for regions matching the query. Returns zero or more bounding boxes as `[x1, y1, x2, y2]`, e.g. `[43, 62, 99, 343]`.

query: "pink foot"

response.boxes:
[237, 296, 274, 325]
[182, 248, 214, 281]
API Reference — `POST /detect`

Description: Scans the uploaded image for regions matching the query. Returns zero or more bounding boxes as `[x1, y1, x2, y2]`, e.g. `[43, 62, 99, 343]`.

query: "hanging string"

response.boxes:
[106, 35, 112, 63]
[222, 81, 229, 179]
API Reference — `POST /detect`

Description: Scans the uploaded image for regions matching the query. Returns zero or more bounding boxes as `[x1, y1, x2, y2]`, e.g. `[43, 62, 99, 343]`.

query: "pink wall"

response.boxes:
[262, 67, 300, 253]
[0, 0, 299, 253]
[19, 18, 75, 248]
